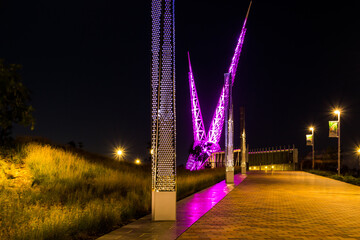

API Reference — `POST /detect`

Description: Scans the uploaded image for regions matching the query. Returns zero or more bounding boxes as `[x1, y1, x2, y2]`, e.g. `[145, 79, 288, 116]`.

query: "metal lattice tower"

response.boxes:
[151, 0, 176, 192]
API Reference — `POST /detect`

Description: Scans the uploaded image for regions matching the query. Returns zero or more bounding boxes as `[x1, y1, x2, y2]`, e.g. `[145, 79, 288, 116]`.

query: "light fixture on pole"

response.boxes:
[334, 109, 341, 176]
[309, 127, 315, 170]
[356, 147, 360, 172]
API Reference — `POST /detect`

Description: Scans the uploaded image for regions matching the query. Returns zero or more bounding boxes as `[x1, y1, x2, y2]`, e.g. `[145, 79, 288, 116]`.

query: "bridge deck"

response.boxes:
[98, 171, 360, 239]
[179, 171, 360, 239]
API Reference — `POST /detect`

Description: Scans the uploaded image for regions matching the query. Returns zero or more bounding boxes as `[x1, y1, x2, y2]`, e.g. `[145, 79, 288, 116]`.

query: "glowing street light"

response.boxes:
[309, 126, 315, 170]
[334, 109, 341, 176]
[135, 159, 141, 165]
[355, 147, 360, 173]
[114, 147, 124, 160]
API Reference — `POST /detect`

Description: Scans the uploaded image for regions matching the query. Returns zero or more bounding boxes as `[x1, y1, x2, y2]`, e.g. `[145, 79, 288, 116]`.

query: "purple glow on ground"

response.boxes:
[175, 173, 247, 236]
[97, 174, 247, 239]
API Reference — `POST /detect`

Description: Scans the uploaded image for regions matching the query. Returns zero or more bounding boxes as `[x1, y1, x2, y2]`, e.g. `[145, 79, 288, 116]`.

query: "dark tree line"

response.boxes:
[0, 59, 34, 145]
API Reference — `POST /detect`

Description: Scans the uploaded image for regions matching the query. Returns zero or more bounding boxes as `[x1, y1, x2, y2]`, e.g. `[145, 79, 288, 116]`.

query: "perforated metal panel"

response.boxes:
[151, 0, 176, 192]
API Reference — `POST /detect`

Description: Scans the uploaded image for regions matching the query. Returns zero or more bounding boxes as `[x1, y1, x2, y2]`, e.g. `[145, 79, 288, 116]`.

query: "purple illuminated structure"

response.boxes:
[186, 2, 252, 171]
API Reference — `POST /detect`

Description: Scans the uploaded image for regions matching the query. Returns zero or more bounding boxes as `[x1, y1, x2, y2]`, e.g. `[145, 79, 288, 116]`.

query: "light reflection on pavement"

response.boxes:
[97, 173, 246, 240]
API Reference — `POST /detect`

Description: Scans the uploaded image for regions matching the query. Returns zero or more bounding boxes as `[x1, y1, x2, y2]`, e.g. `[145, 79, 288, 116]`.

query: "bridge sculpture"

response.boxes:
[186, 2, 252, 171]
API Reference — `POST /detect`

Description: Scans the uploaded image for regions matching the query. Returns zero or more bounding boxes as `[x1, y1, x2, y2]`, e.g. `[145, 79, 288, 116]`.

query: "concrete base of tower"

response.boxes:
[152, 191, 176, 221]
[241, 161, 247, 174]
[226, 167, 234, 184]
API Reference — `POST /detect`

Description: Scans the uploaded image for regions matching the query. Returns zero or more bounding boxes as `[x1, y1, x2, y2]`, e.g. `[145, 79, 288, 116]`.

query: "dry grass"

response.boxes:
[0, 143, 151, 240]
[0, 143, 234, 239]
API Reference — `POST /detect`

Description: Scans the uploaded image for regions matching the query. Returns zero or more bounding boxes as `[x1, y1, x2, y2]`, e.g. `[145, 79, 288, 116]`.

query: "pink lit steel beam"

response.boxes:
[228, 1, 251, 85]
[207, 1, 252, 145]
[188, 52, 206, 143]
[186, 1, 252, 171]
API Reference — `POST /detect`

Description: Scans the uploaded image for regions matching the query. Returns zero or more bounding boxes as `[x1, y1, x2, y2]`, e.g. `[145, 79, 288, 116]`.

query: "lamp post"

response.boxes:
[309, 127, 315, 170]
[334, 110, 341, 176]
[356, 148, 360, 174]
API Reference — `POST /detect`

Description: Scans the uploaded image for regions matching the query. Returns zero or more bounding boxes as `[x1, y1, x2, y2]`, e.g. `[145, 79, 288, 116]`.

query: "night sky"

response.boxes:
[1, 1, 360, 166]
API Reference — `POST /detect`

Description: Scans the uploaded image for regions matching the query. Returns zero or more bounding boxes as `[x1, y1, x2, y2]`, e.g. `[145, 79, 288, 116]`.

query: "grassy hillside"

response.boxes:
[0, 142, 234, 240]
[306, 169, 360, 186]
[0, 143, 151, 240]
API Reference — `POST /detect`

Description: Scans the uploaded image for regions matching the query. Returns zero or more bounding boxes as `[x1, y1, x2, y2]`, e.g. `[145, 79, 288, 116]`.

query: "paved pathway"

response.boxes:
[97, 174, 246, 240]
[179, 171, 360, 239]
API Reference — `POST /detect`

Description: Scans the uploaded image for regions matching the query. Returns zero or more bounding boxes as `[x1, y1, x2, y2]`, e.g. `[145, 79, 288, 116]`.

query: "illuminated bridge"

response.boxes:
[186, 3, 251, 171]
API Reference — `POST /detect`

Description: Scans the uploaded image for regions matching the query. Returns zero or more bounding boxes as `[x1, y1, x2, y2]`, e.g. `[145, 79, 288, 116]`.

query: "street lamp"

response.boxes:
[309, 127, 315, 170]
[356, 148, 360, 172]
[115, 147, 124, 160]
[135, 159, 141, 165]
[334, 109, 341, 176]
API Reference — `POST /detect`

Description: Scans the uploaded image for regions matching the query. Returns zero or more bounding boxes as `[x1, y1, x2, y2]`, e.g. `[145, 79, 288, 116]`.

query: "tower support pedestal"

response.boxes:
[226, 167, 234, 184]
[152, 191, 176, 221]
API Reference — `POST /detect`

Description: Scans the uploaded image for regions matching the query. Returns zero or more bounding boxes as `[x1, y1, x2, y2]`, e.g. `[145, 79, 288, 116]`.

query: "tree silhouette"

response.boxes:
[0, 59, 34, 145]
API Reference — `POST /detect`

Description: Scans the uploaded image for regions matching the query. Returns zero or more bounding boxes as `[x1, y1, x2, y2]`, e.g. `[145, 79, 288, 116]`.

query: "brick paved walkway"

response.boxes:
[97, 174, 246, 240]
[179, 171, 360, 239]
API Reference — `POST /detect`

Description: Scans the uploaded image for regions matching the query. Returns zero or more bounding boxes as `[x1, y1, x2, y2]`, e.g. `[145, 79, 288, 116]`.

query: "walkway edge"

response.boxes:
[97, 173, 247, 240]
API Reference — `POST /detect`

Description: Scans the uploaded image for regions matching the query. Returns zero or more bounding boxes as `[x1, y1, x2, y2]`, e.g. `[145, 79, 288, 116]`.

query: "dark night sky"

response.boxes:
[1, 1, 360, 166]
